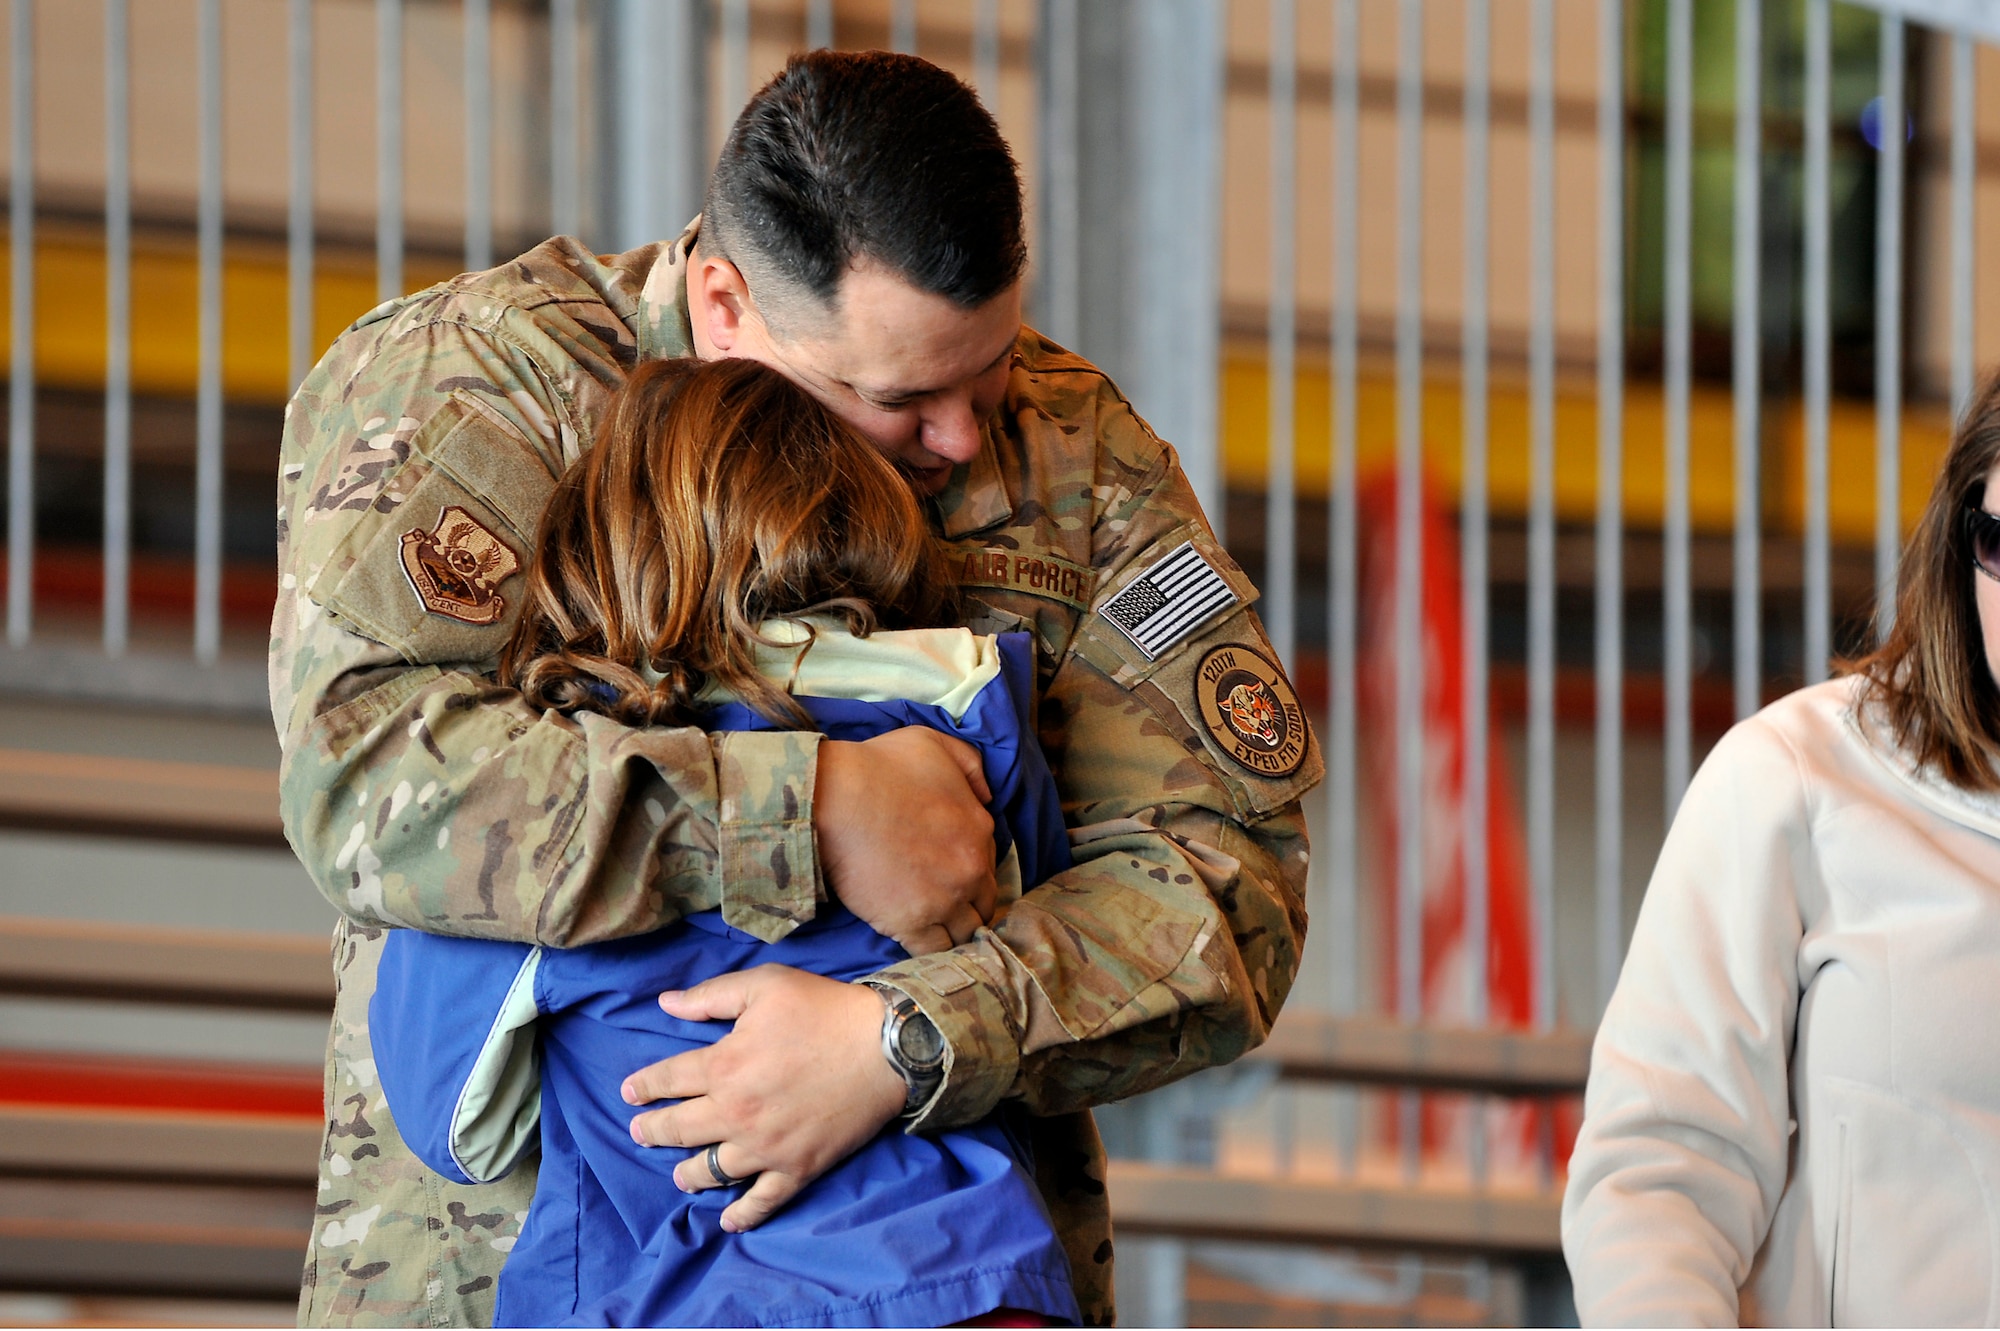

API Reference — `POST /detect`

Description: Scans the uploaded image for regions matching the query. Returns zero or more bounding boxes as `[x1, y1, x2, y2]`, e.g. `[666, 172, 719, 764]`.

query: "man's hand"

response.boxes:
[815, 728, 998, 955]
[622, 965, 907, 1232]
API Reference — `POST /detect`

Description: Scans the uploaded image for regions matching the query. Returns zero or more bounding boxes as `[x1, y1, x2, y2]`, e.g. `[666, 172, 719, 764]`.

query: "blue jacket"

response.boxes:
[372, 631, 1079, 1328]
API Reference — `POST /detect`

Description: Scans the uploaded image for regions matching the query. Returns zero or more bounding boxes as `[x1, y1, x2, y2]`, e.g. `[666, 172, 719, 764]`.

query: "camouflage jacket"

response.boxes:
[273, 228, 1320, 1328]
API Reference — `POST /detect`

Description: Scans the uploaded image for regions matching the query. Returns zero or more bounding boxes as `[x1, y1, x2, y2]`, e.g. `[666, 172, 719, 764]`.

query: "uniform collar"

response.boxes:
[636, 217, 700, 362]
[639, 218, 1015, 538]
[933, 419, 1014, 538]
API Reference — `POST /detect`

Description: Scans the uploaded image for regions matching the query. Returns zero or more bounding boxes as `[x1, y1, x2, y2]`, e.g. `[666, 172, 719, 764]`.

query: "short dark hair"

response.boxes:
[701, 50, 1026, 332]
[1851, 369, 2000, 789]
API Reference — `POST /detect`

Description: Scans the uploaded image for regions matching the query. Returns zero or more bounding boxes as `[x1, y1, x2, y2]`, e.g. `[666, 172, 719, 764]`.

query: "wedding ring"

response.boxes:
[704, 1141, 749, 1188]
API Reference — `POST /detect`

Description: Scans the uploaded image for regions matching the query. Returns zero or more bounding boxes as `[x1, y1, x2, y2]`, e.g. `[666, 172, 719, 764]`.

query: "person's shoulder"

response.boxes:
[320, 234, 660, 373]
[1684, 678, 1861, 821]
[290, 236, 660, 463]
[345, 237, 658, 349]
[1731, 677, 1864, 766]
[1009, 325, 1103, 384]
[452, 236, 662, 321]
[276, 238, 670, 666]
[1004, 327, 1172, 477]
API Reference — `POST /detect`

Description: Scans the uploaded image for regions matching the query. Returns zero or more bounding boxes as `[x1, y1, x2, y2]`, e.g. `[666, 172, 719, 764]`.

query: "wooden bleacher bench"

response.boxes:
[0, 748, 285, 848]
[0, 745, 1587, 1302]
[0, 916, 329, 1011]
[0, 1047, 319, 1302]
[1249, 1008, 1591, 1098]
[1107, 1159, 1563, 1255]
[0, 1173, 313, 1303]
[0, 748, 313, 1301]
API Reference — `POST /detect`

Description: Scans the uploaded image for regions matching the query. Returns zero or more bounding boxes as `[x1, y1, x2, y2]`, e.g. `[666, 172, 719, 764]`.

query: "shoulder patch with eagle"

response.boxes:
[399, 505, 521, 625]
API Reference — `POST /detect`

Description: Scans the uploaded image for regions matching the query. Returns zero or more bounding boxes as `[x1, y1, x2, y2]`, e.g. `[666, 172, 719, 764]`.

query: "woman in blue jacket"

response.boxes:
[369, 357, 1077, 1328]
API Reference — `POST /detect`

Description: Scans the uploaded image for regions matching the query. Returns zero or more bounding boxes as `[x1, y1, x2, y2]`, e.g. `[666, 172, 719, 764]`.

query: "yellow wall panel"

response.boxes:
[0, 238, 1956, 543]
[1220, 353, 1954, 544]
[0, 233, 460, 403]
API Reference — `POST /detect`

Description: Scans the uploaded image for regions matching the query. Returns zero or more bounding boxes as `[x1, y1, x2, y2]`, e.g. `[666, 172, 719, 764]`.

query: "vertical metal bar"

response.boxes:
[194, 0, 223, 664]
[550, 0, 579, 238]
[1037, 0, 1080, 350]
[1595, 0, 1626, 1012]
[1394, 0, 1425, 1188]
[1664, 0, 1693, 814]
[1802, 0, 1830, 684]
[464, 0, 492, 271]
[611, 0, 705, 252]
[1528, 0, 1557, 1037]
[377, 0, 403, 303]
[1329, 0, 1361, 1181]
[721, 0, 747, 124]
[974, 0, 999, 110]
[288, 0, 314, 391]
[1951, 36, 1975, 421]
[1267, 0, 1296, 671]
[6, 0, 32, 649]
[891, 0, 915, 55]
[807, 0, 833, 51]
[1732, 0, 1761, 722]
[1461, 0, 1491, 1190]
[1141, 1235, 1188, 1330]
[1128, 0, 1224, 526]
[1271, 1087, 1296, 1177]
[662, 0, 707, 240]
[1874, 16, 1902, 641]
[104, 0, 130, 656]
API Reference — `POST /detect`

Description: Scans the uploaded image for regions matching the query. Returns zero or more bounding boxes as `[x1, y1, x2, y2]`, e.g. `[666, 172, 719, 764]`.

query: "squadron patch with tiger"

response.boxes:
[399, 505, 520, 625]
[1194, 644, 1307, 778]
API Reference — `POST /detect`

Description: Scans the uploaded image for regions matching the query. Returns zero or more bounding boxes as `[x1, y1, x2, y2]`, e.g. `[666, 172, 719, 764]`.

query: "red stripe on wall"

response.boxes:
[0, 1050, 321, 1119]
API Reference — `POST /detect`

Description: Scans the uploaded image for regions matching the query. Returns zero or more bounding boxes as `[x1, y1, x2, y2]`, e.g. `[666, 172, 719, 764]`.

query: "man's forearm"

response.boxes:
[1014, 805, 1308, 1113]
[868, 798, 1306, 1128]
[277, 636, 823, 947]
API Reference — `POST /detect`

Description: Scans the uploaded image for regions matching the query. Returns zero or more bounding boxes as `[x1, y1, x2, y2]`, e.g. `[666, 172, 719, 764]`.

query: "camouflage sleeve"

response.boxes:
[272, 295, 821, 947]
[868, 390, 1319, 1129]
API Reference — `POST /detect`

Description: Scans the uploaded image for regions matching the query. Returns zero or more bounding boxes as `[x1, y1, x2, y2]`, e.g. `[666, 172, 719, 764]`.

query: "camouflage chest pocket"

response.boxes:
[1071, 527, 1323, 818]
[307, 392, 559, 666]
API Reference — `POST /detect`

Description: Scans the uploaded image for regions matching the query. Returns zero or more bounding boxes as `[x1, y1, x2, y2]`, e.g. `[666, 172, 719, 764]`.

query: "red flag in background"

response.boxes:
[1357, 470, 1539, 1175]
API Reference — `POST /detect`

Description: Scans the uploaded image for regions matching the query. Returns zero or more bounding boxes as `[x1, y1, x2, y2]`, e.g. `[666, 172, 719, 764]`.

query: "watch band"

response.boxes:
[865, 983, 945, 1116]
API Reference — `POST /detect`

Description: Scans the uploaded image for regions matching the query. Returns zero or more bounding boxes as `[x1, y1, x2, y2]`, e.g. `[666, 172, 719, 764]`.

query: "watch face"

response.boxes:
[896, 1012, 945, 1069]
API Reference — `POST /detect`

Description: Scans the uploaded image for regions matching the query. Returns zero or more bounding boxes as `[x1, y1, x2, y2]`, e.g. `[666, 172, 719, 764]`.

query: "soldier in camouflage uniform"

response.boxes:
[273, 51, 1318, 1327]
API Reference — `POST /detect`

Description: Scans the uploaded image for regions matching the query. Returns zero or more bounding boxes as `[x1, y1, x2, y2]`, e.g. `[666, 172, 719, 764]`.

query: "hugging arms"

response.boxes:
[275, 49, 1316, 1329]
[273, 244, 1314, 1328]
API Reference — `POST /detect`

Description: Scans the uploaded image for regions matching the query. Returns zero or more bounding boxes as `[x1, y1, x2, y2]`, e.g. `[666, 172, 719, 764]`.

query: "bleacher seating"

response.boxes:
[0, 746, 1586, 1309]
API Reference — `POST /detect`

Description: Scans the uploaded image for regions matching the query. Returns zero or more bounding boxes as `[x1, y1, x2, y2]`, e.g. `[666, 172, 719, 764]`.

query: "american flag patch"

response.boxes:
[1098, 542, 1240, 660]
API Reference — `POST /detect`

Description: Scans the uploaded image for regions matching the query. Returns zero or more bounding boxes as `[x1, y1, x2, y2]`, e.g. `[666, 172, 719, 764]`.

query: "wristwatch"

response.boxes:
[865, 983, 945, 1117]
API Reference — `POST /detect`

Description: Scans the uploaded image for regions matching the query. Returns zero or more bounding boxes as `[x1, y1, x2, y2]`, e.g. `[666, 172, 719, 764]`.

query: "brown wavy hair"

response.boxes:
[1849, 370, 2000, 790]
[499, 356, 955, 729]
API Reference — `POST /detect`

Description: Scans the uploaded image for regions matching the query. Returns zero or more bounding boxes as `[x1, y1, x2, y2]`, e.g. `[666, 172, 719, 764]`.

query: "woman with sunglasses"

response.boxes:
[1564, 373, 2000, 1327]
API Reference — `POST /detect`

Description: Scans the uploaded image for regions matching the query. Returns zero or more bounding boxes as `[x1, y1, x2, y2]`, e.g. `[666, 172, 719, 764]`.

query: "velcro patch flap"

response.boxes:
[1098, 541, 1239, 659]
[1072, 528, 1259, 686]
[312, 392, 558, 665]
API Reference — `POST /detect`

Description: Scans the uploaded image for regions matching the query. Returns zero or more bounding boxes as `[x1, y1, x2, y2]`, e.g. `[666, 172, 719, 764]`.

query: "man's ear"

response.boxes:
[689, 248, 757, 355]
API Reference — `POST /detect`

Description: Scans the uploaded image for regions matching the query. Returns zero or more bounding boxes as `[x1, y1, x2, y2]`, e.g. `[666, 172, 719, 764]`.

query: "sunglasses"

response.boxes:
[1968, 505, 2000, 582]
